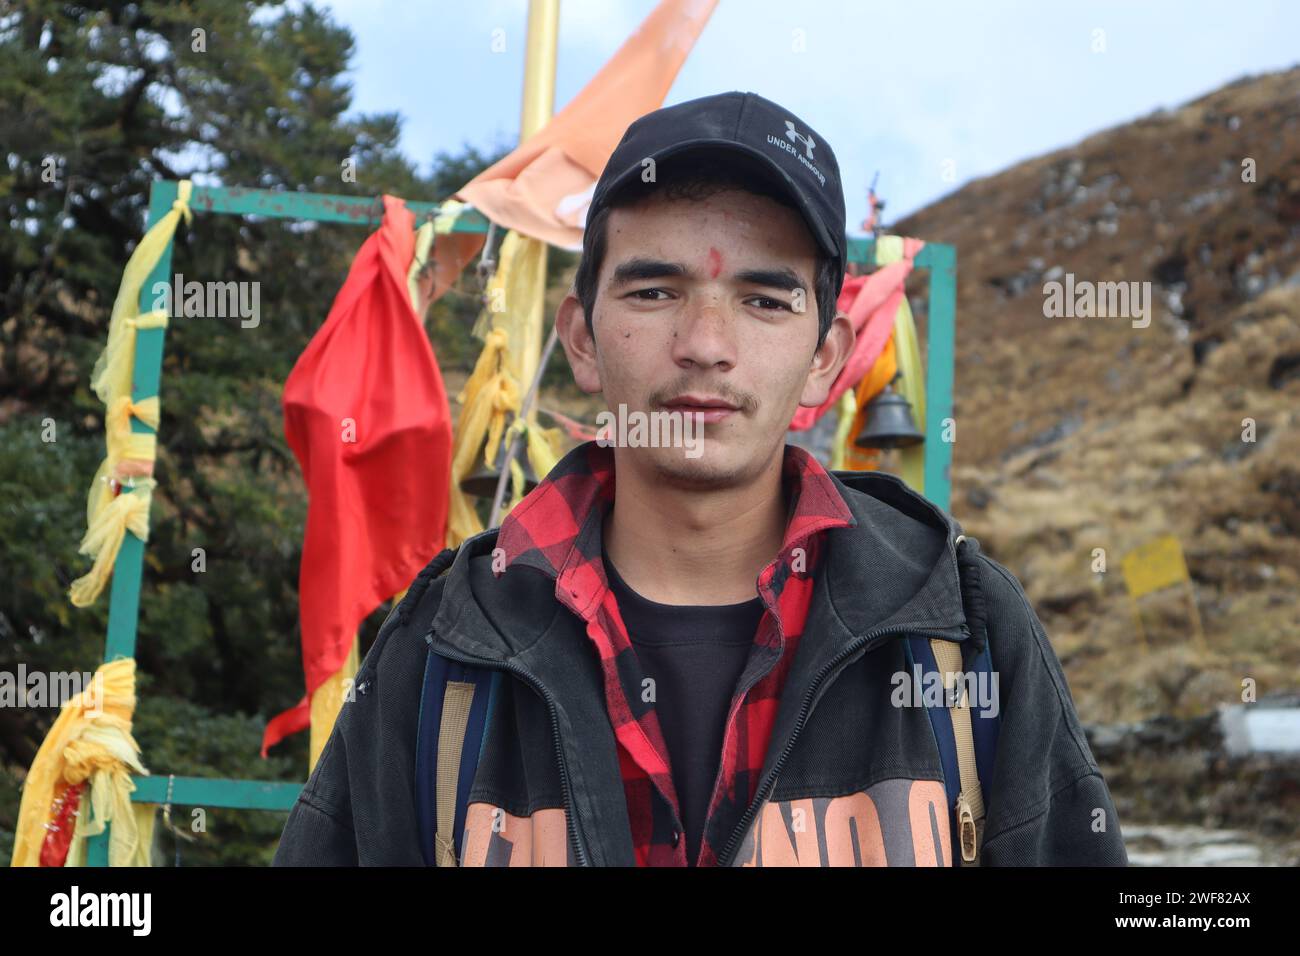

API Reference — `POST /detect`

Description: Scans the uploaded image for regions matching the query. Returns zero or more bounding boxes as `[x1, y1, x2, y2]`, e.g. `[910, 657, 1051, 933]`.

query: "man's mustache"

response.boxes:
[648, 384, 757, 414]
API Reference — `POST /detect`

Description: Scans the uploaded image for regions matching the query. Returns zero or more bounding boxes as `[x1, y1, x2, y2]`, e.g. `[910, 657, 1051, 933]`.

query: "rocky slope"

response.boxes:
[892, 66, 1300, 728]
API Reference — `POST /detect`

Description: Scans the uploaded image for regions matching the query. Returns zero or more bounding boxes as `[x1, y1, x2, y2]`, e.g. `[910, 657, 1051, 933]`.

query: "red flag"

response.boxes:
[262, 196, 453, 756]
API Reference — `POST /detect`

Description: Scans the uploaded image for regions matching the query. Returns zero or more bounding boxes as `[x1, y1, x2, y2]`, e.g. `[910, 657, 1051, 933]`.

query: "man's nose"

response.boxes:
[669, 294, 738, 369]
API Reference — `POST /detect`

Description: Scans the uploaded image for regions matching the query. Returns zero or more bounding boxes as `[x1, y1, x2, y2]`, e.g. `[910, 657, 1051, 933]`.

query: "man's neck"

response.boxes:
[602, 447, 790, 606]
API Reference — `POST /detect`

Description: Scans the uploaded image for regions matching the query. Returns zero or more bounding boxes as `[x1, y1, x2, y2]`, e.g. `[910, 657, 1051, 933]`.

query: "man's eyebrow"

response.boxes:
[609, 258, 687, 287]
[609, 258, 809, 294]
[733, 266, 809, 294]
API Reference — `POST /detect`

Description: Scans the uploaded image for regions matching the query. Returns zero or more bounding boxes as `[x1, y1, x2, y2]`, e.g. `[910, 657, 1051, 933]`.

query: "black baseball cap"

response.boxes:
[588, 91, 847, 300]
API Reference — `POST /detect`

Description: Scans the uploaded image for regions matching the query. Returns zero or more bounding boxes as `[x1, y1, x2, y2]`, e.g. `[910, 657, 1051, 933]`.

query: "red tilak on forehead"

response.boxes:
[707, 247, 722, 279]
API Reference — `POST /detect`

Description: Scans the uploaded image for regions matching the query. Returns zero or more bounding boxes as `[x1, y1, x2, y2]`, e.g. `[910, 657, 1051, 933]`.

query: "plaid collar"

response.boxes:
[494, 439, 855, 865]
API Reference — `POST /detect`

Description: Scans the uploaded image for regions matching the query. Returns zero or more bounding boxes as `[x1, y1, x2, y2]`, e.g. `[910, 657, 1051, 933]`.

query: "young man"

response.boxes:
[273, 92, 1128, 867]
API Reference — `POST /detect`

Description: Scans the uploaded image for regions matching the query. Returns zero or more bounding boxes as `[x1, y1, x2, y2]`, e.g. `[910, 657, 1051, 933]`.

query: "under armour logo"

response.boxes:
[785, 120, 816, 159]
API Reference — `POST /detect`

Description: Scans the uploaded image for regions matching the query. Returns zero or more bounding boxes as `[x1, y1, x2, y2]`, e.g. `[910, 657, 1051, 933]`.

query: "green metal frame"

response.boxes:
[85, 182, 956, 864]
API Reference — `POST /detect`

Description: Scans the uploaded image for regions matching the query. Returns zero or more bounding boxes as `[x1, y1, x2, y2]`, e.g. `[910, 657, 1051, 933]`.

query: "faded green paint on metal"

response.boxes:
[89, 180, 181, 867]
[187, 186, 492, 231]
[847, 236, 875, 265]
[101, 181, 177, 666]
[129, 775, 302, 811]
[923, 244, 956, 513]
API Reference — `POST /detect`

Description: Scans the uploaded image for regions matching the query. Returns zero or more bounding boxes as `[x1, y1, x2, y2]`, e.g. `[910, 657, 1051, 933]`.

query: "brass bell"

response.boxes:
[459, 434, 540, 499]
[854, 373, 924, 449]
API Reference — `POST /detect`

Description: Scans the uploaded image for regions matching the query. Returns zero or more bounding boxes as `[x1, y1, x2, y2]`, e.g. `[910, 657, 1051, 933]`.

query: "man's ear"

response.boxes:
[556, 291, 602, 395]
[798, 310, 855, 409]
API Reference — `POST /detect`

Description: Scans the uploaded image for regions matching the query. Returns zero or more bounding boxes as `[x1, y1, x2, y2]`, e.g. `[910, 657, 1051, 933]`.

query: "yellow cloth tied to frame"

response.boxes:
[69, 477, 157, 609]
[69, 180, 191, 607]
[106, 394, 162, 467]
[446, 328, 520, 546]
[90, 180, 191, 407]
[472, 230, 546, 394]
[11, 658, 153, 867]
[446, 220, 567, 544]
[501, 414, 560, 511]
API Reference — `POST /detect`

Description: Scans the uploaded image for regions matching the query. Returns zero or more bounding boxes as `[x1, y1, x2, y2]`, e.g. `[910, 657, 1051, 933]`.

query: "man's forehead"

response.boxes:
[606, 191, 817, 251]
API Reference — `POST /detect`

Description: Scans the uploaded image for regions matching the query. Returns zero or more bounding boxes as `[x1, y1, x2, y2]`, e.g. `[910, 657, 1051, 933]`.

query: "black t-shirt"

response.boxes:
[602, 552, 766, 865]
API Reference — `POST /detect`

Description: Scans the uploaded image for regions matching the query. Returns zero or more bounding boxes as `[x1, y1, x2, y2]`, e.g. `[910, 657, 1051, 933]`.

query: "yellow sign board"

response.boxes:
[1121, 534, 1189, 598]
[1120, 534, 1206, 652]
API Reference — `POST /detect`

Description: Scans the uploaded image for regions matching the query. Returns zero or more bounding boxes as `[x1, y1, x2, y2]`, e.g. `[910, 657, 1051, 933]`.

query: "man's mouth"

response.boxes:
[660, 394, 740, 423]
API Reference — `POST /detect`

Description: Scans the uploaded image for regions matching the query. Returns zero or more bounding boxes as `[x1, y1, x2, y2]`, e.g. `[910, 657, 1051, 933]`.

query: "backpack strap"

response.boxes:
[909, 532, 1000, 867]
[411, 543, 503, 866]
[929, 636, 984, 865]
[433, 678, 476, 865]
[417, 659, 500, 866]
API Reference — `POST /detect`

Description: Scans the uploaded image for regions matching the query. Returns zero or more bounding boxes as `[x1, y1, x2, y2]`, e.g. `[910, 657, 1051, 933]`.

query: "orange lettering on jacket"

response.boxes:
[732, 779, 950, 867]
[460, 803, 570, 866]
[457, 779, 950, 866]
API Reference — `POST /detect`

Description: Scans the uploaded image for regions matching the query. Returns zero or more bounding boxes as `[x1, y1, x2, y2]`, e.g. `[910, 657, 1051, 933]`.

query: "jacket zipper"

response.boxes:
[716, 621, 963, 867]
[427, 643, 591, 867]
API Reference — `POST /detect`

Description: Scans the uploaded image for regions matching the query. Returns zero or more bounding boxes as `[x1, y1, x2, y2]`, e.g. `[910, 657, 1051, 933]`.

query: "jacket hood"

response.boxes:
[427, 440, 972, 666]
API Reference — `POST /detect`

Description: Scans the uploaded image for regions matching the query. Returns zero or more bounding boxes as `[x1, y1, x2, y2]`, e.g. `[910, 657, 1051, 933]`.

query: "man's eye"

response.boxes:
[629, 288, 670, 301]
[749, 296, 792, 311]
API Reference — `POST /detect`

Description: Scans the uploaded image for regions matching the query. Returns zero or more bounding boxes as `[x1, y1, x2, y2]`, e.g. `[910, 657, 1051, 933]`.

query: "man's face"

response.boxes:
[559, 186, 852, 490]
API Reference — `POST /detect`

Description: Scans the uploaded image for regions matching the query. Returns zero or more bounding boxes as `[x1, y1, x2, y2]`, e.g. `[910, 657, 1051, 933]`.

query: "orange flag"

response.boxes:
[456, 0, 719, 249]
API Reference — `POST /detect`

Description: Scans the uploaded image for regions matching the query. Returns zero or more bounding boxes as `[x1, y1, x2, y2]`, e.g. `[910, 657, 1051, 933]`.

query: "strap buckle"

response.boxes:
[957, 794, 978, 863]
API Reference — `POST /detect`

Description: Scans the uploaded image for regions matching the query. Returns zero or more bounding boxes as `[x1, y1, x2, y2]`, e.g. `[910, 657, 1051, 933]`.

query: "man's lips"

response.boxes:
[660, 395, 740, 423]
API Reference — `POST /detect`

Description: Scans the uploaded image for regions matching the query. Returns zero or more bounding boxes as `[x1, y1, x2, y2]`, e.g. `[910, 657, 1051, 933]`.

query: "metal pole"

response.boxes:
[512, 0, 561, 409]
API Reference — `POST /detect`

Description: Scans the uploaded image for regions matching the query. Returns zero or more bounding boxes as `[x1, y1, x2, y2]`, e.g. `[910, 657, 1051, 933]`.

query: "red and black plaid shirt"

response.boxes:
[494, 440, 854, 866]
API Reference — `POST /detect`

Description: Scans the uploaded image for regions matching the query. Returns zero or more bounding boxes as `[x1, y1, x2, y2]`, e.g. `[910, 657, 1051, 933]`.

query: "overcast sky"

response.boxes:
[316, 0, 1300, 228]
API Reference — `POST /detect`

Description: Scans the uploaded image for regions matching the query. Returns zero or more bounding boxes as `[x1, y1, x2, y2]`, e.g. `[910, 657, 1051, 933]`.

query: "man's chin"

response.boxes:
[631, 442, 747, 489]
